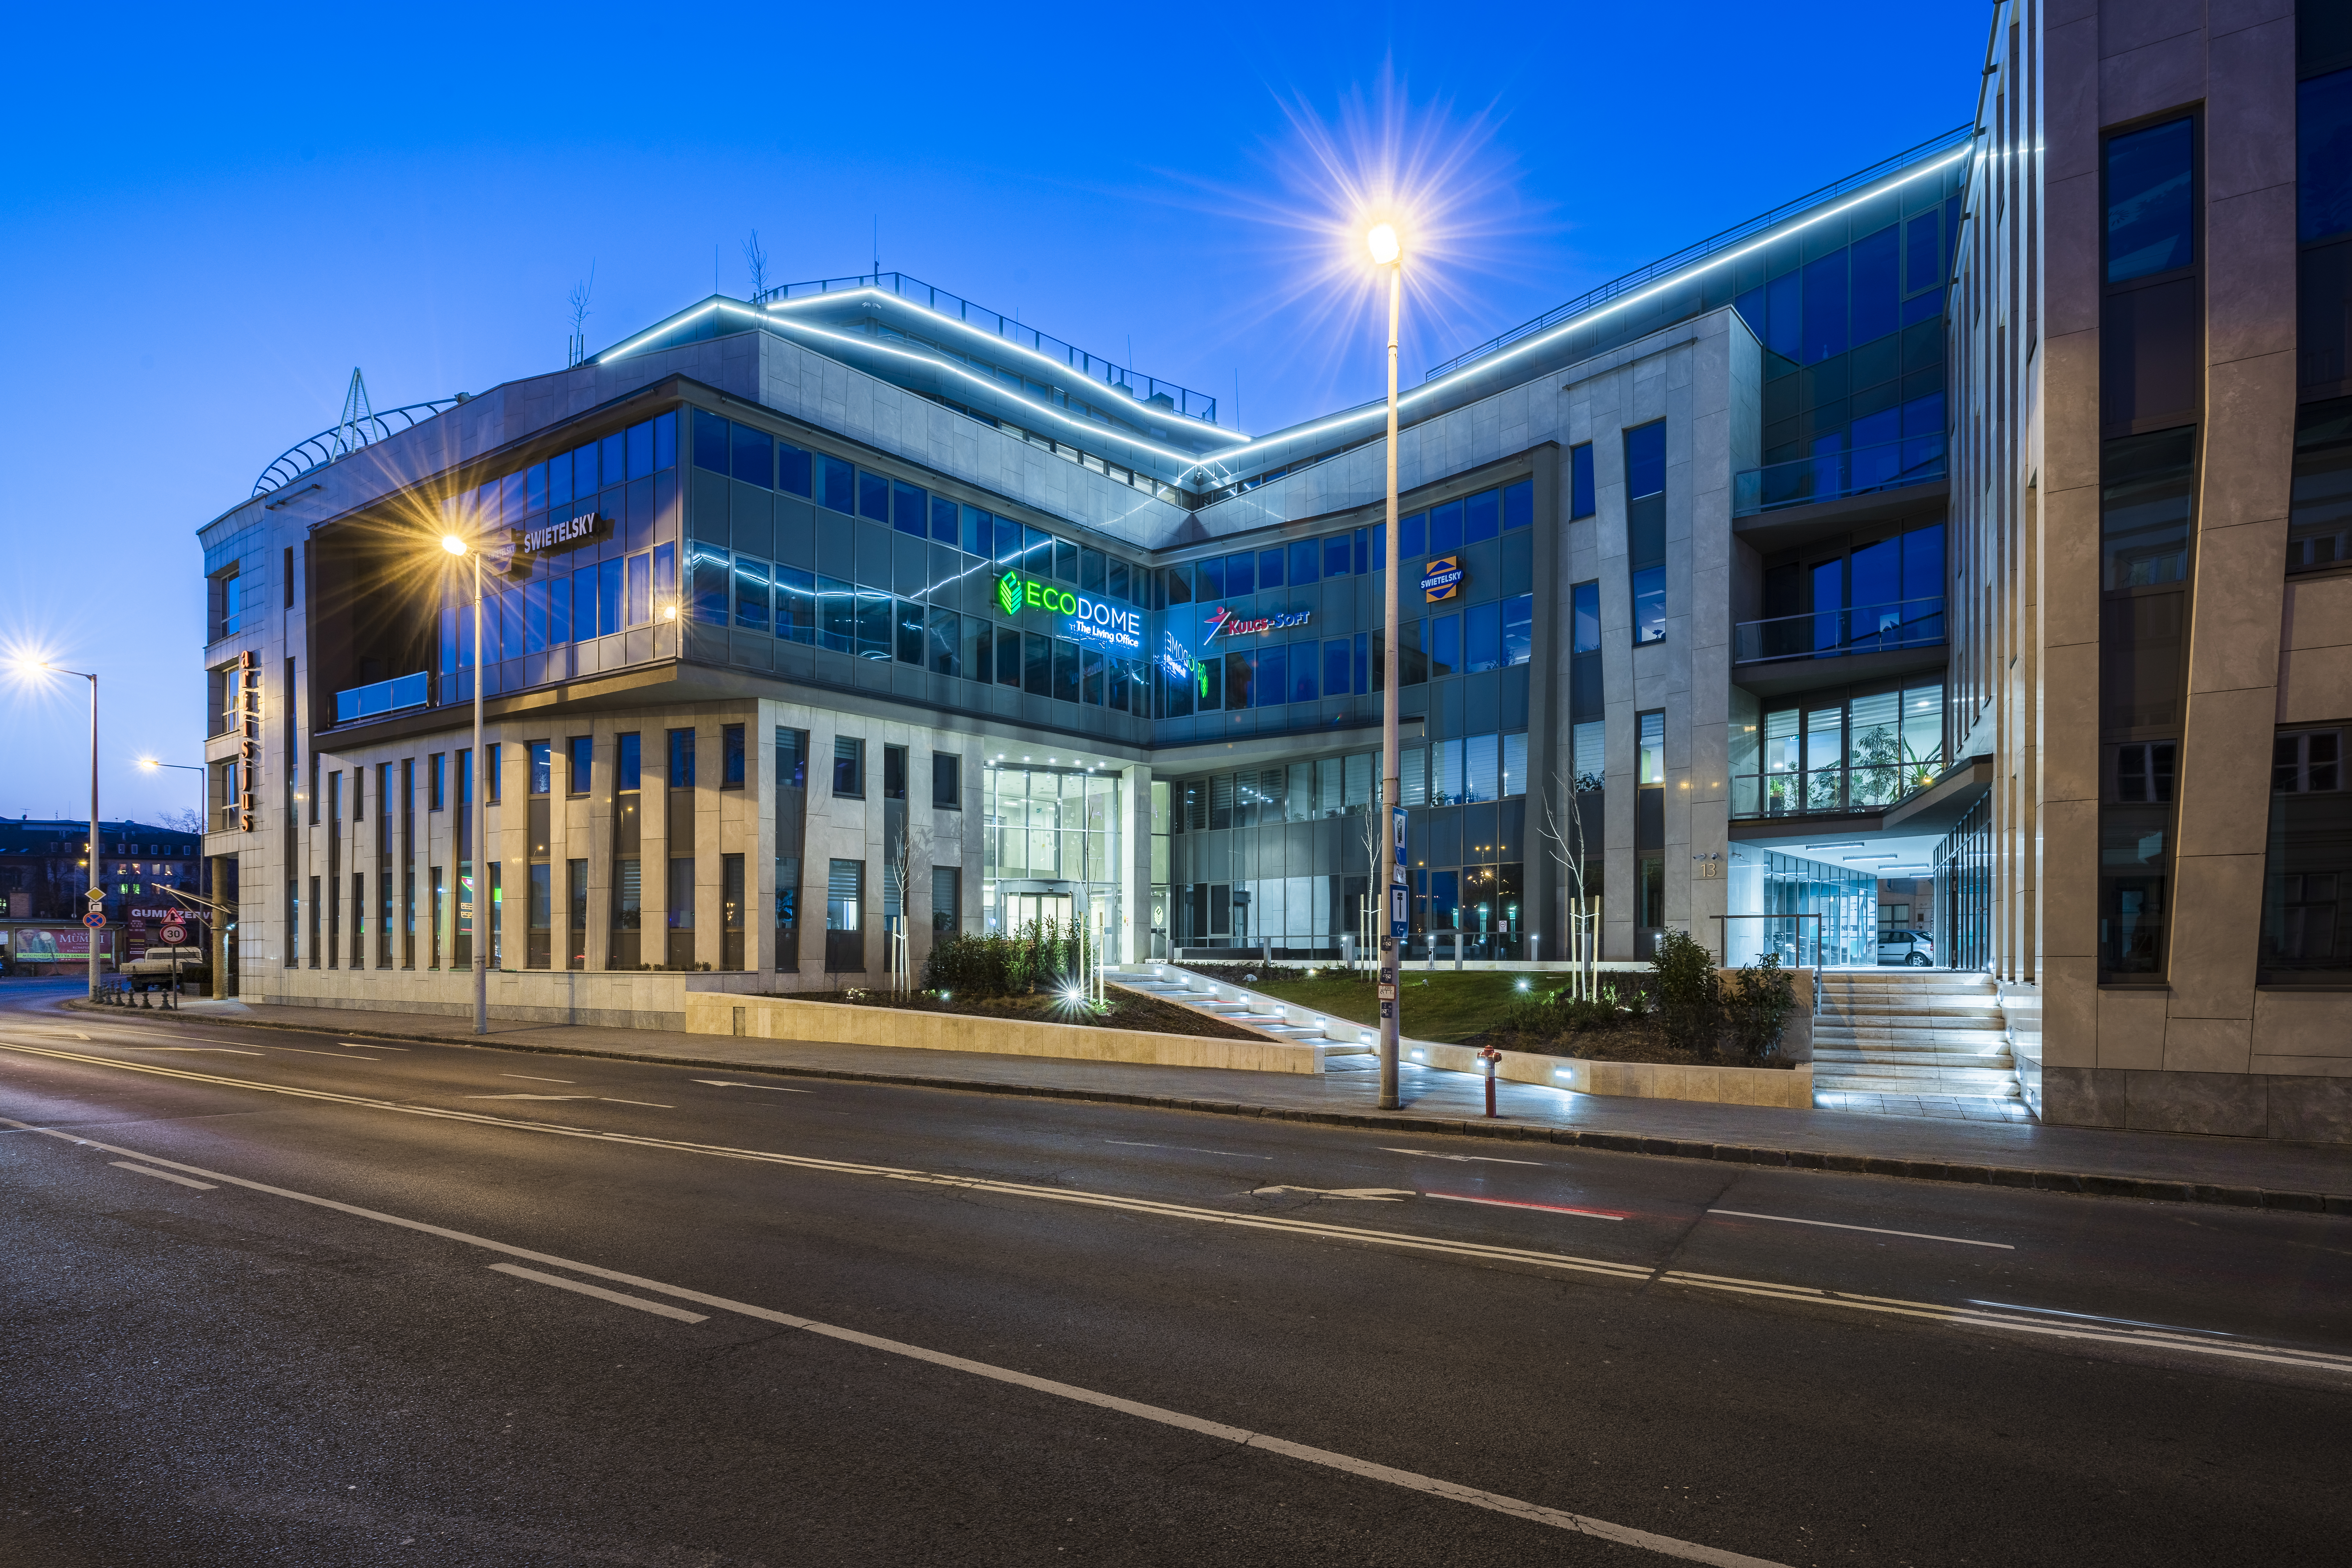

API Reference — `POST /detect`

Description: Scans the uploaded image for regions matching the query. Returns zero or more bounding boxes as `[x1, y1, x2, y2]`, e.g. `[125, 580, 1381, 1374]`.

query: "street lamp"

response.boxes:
[442, 531, 488, 1035]
[137, 757, 205, 824]
[1369, 219, 1404, 1112]
[20, 658, 101, 1002]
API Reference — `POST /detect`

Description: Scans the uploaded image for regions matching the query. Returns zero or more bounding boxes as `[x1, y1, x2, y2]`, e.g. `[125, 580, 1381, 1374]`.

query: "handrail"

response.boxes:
[752, 271, 1220, 426]
[1733, 595, 1947, 663]
[1424, 125, 1975, 383]
[252, 398, 466, 497]
[1733, 433, 1948, 516]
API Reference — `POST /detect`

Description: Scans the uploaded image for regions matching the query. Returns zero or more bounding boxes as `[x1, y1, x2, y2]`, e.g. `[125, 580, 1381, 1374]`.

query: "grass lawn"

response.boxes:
[1234, 971, 1553, 1044]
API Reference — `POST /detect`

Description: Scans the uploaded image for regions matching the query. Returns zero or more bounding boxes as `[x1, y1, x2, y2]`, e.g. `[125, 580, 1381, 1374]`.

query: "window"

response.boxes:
[483, 744, 501, 804]
[283, 545, 296, 608]
[528, 741, 551, 795]
[1626, 423, 1666, 644]
[2289, 397, 2352, 574]
[669, 728, 696, 789]
[1501, 593, 1533, 667]
[834, 736, 865, 797]
[722, 725, 745, 789]
[933, 752, 961, 809]
[616, 732, 641, 792]
[825, 858, 865, 972]
[207, 564, 241, 642]
[1637, 710, 1665, 785]
[568, 736, 592, 795]
[1570, 444, 1595, 519]
[932, 865, 960, 934]
[2102, 428, 2195, 589]
[2264, 730, 2348, 982]
[427, 754, 444, 811]
[883, 744, 906, 801]
[2106, 117, 2196, 282]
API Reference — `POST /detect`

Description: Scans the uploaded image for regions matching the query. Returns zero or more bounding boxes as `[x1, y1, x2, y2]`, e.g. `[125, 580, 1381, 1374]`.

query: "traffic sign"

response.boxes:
[160, 923, 187, 945]
[82, 912, 106, 930]
[85, 889, 105, 904]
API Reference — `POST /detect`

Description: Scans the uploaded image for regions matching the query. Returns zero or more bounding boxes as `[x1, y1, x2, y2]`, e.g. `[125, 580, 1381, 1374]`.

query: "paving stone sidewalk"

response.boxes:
[49, 990, 2352, 1213]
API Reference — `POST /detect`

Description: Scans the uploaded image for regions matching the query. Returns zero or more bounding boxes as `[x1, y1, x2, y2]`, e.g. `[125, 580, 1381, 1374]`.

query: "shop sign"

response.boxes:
[518, 510, 609, 555]
[1421, 556, 1463, 602]
[1201, 605, 1312, 640]
[995, 572, 1142, 652]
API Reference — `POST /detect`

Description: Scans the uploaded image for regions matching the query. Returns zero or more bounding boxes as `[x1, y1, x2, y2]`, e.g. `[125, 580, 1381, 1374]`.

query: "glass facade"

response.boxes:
[983, 764, 1124, 943]
[1726, 848, 1879, 968]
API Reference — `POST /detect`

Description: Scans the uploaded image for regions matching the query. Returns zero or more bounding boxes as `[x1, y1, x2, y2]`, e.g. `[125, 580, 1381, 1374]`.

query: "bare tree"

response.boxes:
[156, 807, 205, 835]
[1537, 761, 1596, 998]
[567, 264, 595, 367]
[743, 229, 770, 301]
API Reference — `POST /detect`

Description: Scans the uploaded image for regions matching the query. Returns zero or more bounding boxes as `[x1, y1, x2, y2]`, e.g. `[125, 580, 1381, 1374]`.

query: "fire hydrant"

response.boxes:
[1478, 1045, 1502, 1118]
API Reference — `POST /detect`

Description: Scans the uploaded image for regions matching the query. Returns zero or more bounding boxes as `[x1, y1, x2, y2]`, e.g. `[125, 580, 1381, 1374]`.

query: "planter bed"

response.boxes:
[783, 986, 1257, 1041]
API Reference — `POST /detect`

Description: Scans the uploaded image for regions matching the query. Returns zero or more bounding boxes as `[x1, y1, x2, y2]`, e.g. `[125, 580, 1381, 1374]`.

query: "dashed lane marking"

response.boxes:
[489, 1263, 709, 1323]
[109, 1161, 215, 1190]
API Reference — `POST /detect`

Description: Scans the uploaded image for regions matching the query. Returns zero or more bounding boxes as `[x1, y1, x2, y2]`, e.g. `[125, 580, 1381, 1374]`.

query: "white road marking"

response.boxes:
[136, 1047, 265, 1055]
[1106, 1140, 1272, 1160]
[599, 1099, 673, 1109]
[691, 1080, 811, 1093]
[269, 1045, 377, 1061]
[1707, 1209, 2014, 1250]
[501, 1074, 574, 1084]
[109, 1161, 215, 1190]
[488, 1263, 709, 1323]
[464, 1094, 595, 1101]
[343, 1042, 406, 1050]
[9, 1121, 1791, 1568]
[1253, 1186, 1418, 1202]
[1426, 1191, 1627, 1221]
[1382, 1147, 1544, 1167]
[15, 1045, 2348, 1381]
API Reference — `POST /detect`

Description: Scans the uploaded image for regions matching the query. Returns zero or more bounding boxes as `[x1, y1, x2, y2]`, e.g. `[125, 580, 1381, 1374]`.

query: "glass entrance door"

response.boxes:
[1000, 891, 1074, 934]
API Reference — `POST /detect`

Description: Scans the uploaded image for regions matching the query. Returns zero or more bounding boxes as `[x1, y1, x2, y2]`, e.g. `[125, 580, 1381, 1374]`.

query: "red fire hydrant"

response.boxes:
[1478, 1045, 1502, 1118]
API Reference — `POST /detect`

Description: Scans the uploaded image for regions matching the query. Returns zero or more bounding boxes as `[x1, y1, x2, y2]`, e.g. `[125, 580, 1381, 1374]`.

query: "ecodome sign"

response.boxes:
[996, 572, 1143, 653]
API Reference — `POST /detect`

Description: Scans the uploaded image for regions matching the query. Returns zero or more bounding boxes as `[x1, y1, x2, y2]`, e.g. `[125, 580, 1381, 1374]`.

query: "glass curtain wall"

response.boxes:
[982, 764, 1123, 946]
[1733, 683, 1944, 817]
[1727, 848, 1879, 968]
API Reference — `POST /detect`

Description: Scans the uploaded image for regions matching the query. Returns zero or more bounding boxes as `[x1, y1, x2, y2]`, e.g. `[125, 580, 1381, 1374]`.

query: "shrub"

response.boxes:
[1721, 952, 1797, 1062]
[1650, 930, 1722, 1056]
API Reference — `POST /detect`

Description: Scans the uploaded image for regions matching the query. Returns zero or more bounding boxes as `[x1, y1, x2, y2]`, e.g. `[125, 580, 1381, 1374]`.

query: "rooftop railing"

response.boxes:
[1733, 596, 1947, 665]
[333, 671, 429, 726]
[753, 272, 1221, 427]
[1733, 432, 1948, 517]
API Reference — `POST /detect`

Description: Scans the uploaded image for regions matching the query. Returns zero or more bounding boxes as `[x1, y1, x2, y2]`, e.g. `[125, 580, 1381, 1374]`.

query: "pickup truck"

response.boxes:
[123, 945, 210, 992]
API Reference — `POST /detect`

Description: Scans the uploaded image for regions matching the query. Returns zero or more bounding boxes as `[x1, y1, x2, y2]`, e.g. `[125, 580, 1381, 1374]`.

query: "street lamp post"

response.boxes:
[443, 532, 489, 1035]
[22, 661, 101, 1002]
[1368, 221, 1404, 1111]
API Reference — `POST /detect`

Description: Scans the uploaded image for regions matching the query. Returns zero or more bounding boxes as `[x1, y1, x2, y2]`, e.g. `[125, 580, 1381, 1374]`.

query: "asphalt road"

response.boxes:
[2, 978, 2347, 1566]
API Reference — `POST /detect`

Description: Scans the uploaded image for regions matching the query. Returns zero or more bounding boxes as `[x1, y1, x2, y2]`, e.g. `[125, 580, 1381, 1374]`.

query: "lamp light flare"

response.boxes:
[1366, 222, 1401, 266]
[441, 534, 468, 556]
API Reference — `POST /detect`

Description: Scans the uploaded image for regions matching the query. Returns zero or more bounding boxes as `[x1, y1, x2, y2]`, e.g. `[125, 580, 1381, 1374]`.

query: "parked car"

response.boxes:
[123, 944, 210, 992]
[1877, 930, 1935, 966]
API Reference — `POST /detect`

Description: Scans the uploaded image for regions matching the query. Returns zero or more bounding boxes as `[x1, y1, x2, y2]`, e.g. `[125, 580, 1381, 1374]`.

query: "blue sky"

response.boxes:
[0, 2, 1983, 825]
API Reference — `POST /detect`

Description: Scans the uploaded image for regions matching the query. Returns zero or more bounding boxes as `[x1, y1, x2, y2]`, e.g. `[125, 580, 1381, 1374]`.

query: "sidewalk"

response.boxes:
[50, 991, 2352, 1214]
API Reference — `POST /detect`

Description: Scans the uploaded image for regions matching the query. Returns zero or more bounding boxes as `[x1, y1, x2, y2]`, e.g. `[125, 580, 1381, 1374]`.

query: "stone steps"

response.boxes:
[1808, 969, 2024, 1112]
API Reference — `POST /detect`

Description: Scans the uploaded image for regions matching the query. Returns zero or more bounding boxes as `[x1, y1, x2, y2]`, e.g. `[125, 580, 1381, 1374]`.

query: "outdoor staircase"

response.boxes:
[1810, 969, 2025, 1115]
[1112, 965, 1377, 1068]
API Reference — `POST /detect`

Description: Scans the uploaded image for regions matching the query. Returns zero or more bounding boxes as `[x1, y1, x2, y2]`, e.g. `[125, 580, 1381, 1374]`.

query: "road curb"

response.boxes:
[55, 998, 2352, 1216]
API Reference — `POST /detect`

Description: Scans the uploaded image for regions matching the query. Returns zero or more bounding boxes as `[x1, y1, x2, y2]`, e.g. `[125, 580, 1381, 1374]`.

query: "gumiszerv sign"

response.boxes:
[518, 510, 610, 555]
[996, 572, 1143, 653]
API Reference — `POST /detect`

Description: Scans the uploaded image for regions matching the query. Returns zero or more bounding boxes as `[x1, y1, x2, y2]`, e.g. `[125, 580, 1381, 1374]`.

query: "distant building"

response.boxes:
[0, 818, 205, 973]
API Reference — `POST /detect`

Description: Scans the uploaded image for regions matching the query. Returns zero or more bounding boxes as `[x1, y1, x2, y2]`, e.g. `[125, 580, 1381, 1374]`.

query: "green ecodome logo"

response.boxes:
[997, 570, 1023, 618]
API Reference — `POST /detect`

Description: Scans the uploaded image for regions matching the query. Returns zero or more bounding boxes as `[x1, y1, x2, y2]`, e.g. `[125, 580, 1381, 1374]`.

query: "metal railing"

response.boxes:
[252, 398, 467, 497]
[1733, 595, 1947, 664]
[1734, 433, 1948, 516]
[333, 671, 429, 725]
[1729, 758, 1945, 819]
[753, 271, 1221, 426]
[1423, 125, 1975, 383]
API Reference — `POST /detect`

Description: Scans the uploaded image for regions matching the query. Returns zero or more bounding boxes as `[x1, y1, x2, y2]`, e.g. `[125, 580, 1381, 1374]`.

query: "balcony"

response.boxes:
[333, 671, 429, 725]
[1733, 433, 1947, 518]
[1734, 595, 1946, 665]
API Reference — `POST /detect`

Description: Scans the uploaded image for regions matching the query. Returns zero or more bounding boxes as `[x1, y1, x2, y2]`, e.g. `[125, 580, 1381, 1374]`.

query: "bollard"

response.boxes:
[1478, 1045, 1501, 1118]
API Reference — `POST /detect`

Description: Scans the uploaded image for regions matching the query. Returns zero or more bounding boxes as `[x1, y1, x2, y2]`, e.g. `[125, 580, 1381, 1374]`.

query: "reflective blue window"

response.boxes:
[1625, 423, 1666, 499]
[734, 556, 771, 629]
[1904, 212, 1941, 297]
[1223, 552, 1253, 596]
[1570, 446, 1595, 519]
[1632, 566, 1666, 645]
[857, 471, 890, 523]
[1850, 225, 1899, 344]
[692, 411, 728, 473]
[962, 504, 990, 556]
[1766, 272, 1802, 359]
[1400, 511, 1426, 558]
[1430, 499, 1463, 554]
[2300, 69, 2352, 241]
[1502, 479, 1533, 531]
[1463, 601, 1501, 673]
[653, 411, 676, 472]
[1288, 644, 1318, 703]
[777, 567, 816, 643]
[1255, 646, 1286, 707]
[731, 423, 771, 487]
[548, 449, 573, 509]
[930, 496, 958, 543]
[1289, 540, 1318, 584]
[818, 456, 854, 515]
[628, 420, 655, 480]
[1463, 489, 1499, 543]
[778, 442, 812, 498]
[1258, 547, 1284, 589]
[1502, 593, 1533, 666]
[1802, 251, 1849, 363]
[2107, 117, 2195, 281]
[892, 481, 926, 537]
[994, 516, 1022, 566]
[1430, 614, 1460, 677]
[690, 547, 729, 625]
[1324, 638, 1352, 696]
[1324, 534, 1352, 577]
